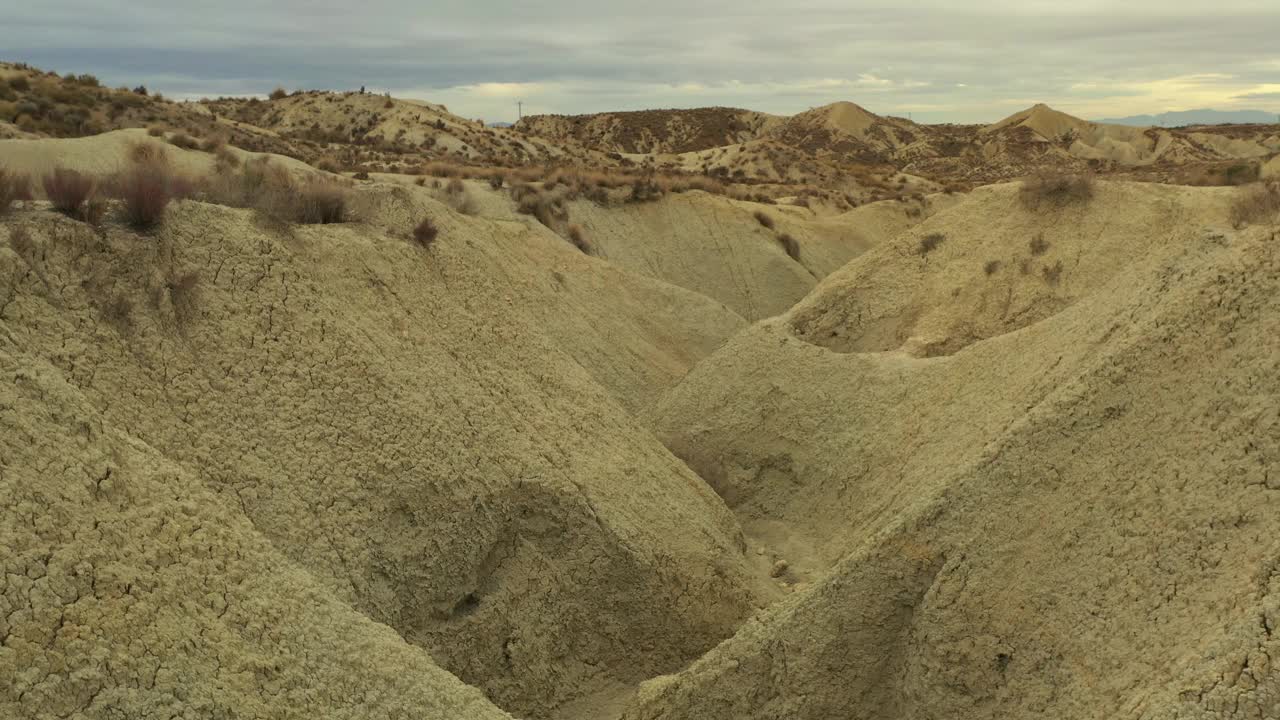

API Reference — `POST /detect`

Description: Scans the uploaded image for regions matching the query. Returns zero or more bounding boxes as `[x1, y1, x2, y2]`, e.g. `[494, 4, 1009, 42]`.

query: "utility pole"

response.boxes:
[517, 101, 523, 121]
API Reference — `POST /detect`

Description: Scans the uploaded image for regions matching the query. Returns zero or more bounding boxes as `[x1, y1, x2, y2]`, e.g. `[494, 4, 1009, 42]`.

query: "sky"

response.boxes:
[4, 1, 1280, 124]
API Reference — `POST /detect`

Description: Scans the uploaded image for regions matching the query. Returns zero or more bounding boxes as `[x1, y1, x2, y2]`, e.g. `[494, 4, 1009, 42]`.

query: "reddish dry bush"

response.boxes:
[413, 217, 439, 247]
[117, 158, 174, 230]
[0, 166, 32, 214]
[42, 168, 96, 218]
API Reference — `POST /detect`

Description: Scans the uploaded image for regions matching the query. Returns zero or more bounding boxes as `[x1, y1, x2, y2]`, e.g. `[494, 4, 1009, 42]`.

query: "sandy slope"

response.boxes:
[631, 181, 1279, 719]
[0, 165, 776, 717]
[566, 191, 932, 321]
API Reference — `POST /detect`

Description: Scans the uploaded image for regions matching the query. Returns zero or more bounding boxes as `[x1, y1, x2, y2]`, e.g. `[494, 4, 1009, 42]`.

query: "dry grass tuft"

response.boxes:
[1029, 233, 1050, 256]
[984, 260, 1001, 276]
[1019, 171, 1094, 210]
[753, 210, 775, 230]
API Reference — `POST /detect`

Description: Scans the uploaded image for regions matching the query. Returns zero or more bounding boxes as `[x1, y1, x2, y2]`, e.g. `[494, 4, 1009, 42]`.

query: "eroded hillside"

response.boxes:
[2, 108, 1279, 720]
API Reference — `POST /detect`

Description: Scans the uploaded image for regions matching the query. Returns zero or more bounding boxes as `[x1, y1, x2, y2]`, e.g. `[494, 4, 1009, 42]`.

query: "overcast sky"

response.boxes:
[4, 1, 1279, 123]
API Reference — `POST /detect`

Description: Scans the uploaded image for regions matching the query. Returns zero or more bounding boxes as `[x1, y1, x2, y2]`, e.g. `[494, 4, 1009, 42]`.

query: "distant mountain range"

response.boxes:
[1094, 109, 1279, 127]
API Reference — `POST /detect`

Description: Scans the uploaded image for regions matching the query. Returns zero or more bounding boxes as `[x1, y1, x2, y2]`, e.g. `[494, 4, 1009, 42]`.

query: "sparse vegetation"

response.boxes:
[566, 224, 593, 255]
[773, 232, 799, 261]
[918, 232, 945, 256]
[984, 259, 1001, 275]
[0, 167, 32, 215]
[199, 134, 228, 153]
[753, 210, 775, 230]
[269, 87, 289, 101]
[1019, 171, 1095, 210]
[294, 179, 350, 224]
[443, 178, 478, 215]
[413, 217, 439, 248]
[167, 131, 200, 150]
[1042, 261, 1064, 286]
[116, 151, 176, 230]
[1229, 182, 1280, 228]
[42, 168, 96, 219]
[1029, 233, 1050, 256]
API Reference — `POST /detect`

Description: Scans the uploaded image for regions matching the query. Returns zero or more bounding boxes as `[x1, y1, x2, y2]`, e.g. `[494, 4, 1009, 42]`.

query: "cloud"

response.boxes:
[2, 1, 1279, 122]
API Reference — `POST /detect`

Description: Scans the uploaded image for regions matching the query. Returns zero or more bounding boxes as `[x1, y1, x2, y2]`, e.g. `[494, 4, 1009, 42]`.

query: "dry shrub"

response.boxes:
[294, 179, 349, 224]
[116, 153, 175, 230]
[488, 172, 505, 190]
[1029, 233, 1050, 256]
[268, 87, 288, 101]
[199, 134, 228, 153]
[413, 217, 439, 248]
[918, 232, 945, 256]
[628, 176, 664, 203]
[984, 260, 1001, 276]
[316, 157, 342, 174]
[146, 125, 166, 137]
[201, 156, 298, 215]
[167, 132, 200, 150]
[129, 140, 169, 164]
[1019, 171, 1094, 210]
[777, 233, 800, 261]
[753, 210, 775, 230]
[443, 178, 478, 215]
[1229, 182, 1280, 228]
[0, 166, 32, 214]
[516, 188, 567, 230]
[42, 168, 96, 218]
[566, 224, 593, 255]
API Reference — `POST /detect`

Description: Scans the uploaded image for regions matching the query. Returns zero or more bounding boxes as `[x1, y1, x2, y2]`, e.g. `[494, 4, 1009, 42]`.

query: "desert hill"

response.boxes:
[515, 106, 784, 154]
[634, 180, 1280, 719]
[3, 59, 1280, 720]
